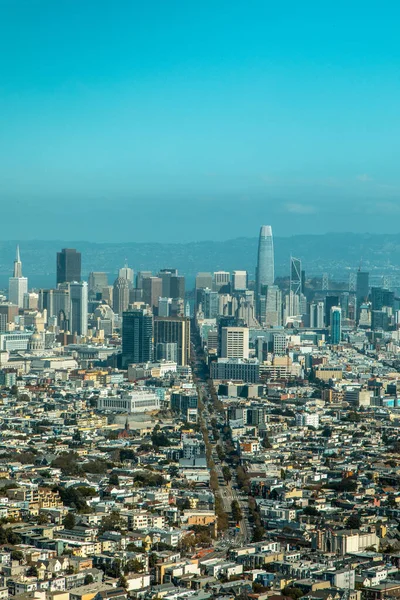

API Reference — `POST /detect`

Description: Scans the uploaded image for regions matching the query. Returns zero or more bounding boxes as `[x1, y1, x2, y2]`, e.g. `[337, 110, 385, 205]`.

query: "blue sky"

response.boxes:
[1, 0, 400, 242]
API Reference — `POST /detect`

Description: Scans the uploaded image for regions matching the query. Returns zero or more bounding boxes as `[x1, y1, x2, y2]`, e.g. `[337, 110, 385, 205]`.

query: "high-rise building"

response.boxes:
[325, 295, 339, 327]
[122, 309, 153, 367]
[56, 248, 81, 285]
[195, 272, 213, 290]
[256, 226, 274, 295]
[158, 297, 172, 317]
[158, 269, 178, 297]
[52, 286, 70, 328]
[213, 271, 230, 292]
[153, 316, 191, 366]
[88, 272, 108, 296]
[170, 275, 185, 299]
[265, 285, 282, 327]
[330, 306, 342, 345]
[356, 271, 369, 305]
[290, 257, 302, 297]
[232, 270, 248, 292]
[0, 303, 19, 332]
[201, 288, 219, 319]
[142, 277, 162, 310]
[118, 263, 134, 288]
[221, 326, 249, 359]
[69, 282, 88, 336]
[8, 246, 28, 308]
[112, 277, 130, 315]
[310, 302, 325, 328]
[136, 271, 152, 289]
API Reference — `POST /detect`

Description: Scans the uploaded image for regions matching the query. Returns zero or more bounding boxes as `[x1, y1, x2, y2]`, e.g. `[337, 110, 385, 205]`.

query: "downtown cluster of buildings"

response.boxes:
[0, 230, 399, 600]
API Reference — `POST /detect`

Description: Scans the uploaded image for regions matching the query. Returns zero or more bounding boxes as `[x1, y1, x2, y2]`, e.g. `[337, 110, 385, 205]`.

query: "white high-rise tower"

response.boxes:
[8, 245, 28, 308]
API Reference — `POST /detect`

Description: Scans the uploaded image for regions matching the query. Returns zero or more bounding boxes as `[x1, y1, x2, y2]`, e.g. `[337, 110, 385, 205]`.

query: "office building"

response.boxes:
[371, 287, 394, 311]
[112, 277, 130, 316]
[213, 271, 230, 292]
[88, 272, 108, 295]
[330, 306, 342, 345]
[256, 225, 274, 295]
[290, 256, 302, 297]
[356, 271, 369, 304]
[8, 246, 28, 308]
[232, 270, 247, 292]
[154, 316, 190, 366]
[158, 269, 178, 297]
[53, 287, 71, 328]
[170, 275, 185, 299]
[156, 342, 178, 362]
[202, 288, 219, 319]
[0, 303, 19, 332]
[158, 297, 172, 317]
[325, 295, 339, 327]
[136, 271, 152, 289]
[265, 285, 282, 326]
[69, 282, 88, 336]
[118, 263, 134, 288]
[56, 248, 81, 285]
[211, 358, 259, 383]
[196, 272, 213, 290]
[310, 301, 325, 328]
[142, 276, 163, 310]
[122, 309, 153, 367]
[221, 326, 249, 359]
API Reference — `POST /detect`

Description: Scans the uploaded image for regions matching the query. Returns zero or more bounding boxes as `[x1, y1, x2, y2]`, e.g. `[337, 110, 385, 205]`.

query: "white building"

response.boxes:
[97, 389, 160, 413]
[232, 270, 247, 291]
[296, 412, 319, 428]
[221, 327, 249, 359]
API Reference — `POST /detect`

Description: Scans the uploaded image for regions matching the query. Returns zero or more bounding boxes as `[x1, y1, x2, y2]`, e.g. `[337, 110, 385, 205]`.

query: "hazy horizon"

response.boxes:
[1, 1, 400, 242]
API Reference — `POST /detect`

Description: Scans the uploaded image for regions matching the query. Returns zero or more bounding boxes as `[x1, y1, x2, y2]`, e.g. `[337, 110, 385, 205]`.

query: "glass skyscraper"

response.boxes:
[330, 306, 342, 345]
[256, 225, 274, 294]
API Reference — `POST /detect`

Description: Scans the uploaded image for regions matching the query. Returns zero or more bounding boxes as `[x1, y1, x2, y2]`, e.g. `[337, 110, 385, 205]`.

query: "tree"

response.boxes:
[222, 466, 232, 483]
[27, 566, 38, 578]
[84, 574, 94, 585]
[11, 550, 24, 561]
[63, 512, 76, 530]
[118, 575, 128, 590]
[283, 587, 303, 600]
[231, 500, 242, 523]
[346, 514, 361, 530]
[124, 559, 144, 574]
[261, 437, 272, 449]
[109, 472, 120, 486]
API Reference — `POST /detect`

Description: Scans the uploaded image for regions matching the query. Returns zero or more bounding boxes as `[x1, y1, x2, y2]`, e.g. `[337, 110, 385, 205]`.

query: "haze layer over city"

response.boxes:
[0, 4, 400, 600]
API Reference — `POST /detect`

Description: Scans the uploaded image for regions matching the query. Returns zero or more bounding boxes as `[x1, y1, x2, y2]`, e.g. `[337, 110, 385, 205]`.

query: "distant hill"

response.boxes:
[0, 232, 399, 289]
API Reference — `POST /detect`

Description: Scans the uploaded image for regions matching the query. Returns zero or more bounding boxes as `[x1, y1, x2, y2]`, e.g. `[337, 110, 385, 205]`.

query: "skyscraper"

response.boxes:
[330, 306, 342, 345]
[290, 257, 302, 297]
[112, 277, 130, 315]
[57, 249, 81, 285]
[142, 276, 163, 310]
[256, 226, 274, 295]
[170, 275, 185, 299]
[122, 308, 153, 367]
[69, 282, 88, 336]
[221, 327, 249, 359]
[232, 270, 248, 292]
[154, 316, 191, 366]
[356, 271, 369, 304]
[88, 272, 108, 296]
[118, 263, 134, 288]
[8, 246, 28, 308]
[265, 285, 282, 327]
